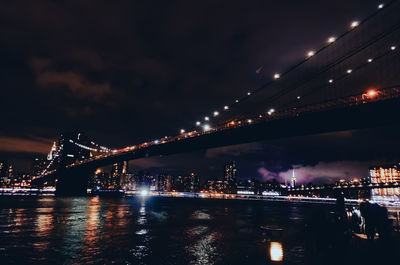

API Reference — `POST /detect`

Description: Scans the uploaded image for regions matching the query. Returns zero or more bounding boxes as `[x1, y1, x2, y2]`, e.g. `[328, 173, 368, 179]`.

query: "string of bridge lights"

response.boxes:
[36, 145, 63, 178]
[288, 41, 398, 108]
[179, 2, 390, 134]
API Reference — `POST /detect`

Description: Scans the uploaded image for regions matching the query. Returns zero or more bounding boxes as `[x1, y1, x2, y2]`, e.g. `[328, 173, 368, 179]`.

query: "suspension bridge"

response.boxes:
[32, 1, 400, 195]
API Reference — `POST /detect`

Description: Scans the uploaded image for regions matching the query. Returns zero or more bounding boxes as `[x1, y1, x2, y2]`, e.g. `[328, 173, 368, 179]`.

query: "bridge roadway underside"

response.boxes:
[37, 97, 400, 195]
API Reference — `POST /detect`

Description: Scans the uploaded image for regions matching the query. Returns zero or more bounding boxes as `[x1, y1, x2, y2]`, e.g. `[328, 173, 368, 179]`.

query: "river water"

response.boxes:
[0, 196, 398, 265]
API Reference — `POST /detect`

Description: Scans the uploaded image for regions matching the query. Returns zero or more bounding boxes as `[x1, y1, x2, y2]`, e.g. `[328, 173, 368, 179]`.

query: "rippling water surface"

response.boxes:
[1, 195, 394, 265]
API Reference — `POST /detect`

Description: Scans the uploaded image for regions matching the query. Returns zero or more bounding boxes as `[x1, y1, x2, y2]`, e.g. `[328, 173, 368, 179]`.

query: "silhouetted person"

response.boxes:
[335, 192, 346, 219]
[374, 204, 391, 240]
[360, 201, 375, 240]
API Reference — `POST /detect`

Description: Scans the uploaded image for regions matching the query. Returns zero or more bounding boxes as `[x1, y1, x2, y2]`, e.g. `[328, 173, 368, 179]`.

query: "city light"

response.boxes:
[140, 189, 149, 197]
[390, 45, 396, 50]
[213, 111, 219, 117]
[367, 89, 377, 97]
[297, 96, 301, 100]
[367, 58, 373, 63]
[235, 99, 239, 103]
[247, 119, 252, 123]
[204, 116, 209, 121]
[273, 73, 280, 79]
[378, 3, 384, 9]
[247, 92, 251, 96]
[180, 129, 185, 134]
[347, 69, 352, 74]
[267, 108, 275, 115]
[327, 36, 336, 43]
[154, 140, 159, 144]
[203, 124, 211, 131]
[350, 20, 359, 28]
[307, 50, 315, 57]
[224, 105, 229, 110]
[328, 79, 334, 83]
[196, 121, 201, 126]
[269, 242, 283, 262]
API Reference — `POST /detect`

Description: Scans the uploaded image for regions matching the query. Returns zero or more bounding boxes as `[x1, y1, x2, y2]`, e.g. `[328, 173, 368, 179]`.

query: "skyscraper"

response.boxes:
[183, 173, 199, 192]
[110, 162, 127, 190]
[291, 169, 296, 188]
[47, 142, 57, 161]
[224, 161, 238, 193]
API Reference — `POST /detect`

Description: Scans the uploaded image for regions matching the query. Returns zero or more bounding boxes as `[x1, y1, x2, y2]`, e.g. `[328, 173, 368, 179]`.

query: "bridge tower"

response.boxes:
[54, 132, 94, 196]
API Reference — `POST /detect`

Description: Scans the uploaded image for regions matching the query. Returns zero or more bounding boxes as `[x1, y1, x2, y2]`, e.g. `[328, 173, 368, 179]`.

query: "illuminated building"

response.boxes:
[157, 174, 168, 191]
[32, 158, 47, 176]
[183, 173, 199, 192]
[224, 161, 238, 189]
[205, 178, 225, 193]
[120, 173, 135, 191]
[369, 164, 400, 184]
[97, 171, 110, 190]
[0, 161, 8, 187]
[47, 141, 57, 161]
[224, 161, 238, 193]
[109, 162, 127, 190]
[291, 169, 296, 188]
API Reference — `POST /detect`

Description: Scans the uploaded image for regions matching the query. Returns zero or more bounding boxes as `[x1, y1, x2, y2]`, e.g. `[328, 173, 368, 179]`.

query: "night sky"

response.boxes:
[1, 0, 400, 184]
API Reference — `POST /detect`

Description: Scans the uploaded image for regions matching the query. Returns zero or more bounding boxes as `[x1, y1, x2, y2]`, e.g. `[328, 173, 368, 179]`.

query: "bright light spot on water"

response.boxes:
[270, 242, 283, 261]
[140, 189, 149, 197]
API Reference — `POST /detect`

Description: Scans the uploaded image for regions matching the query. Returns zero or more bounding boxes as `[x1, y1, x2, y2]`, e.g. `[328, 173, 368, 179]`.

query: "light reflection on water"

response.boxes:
[3, 196, 396, 265]
[269, 241, 283, 262]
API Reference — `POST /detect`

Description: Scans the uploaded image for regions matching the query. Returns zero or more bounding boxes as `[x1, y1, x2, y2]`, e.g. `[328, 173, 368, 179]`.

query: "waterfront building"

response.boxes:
[31, 158, 48, 176]
[224, 161, 238, 193]
[183, 172, 200, 192]
[291, 169, 296, 188]
[370, 164, 400, 184]
[0, 161, 8, 187]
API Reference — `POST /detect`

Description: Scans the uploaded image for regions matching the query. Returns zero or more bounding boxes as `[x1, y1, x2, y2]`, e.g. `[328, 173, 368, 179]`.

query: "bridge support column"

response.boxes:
[55, 167, 93, 196]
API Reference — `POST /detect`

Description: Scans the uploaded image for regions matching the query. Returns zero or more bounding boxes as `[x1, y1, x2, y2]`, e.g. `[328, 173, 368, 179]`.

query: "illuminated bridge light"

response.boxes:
[247, 119, 252, 123]
[307, 50, 315, 57]
[196, 121, 201, 126]
[180, 129, 185, 134]
[297, 96, 301, 100]
[235, 99, 239, 103]
[204, 116, 209, 121]
[367, 89, 377, 97]
[203, 124, 211, 131]
[267, 108, 275, 115]
[224, 105, 229, 110]
[328, 79, 334, 83]
[327, 36, 336, 43]
[367, 58, 373, 63]
[378, 3, 384, 9]
[350, 20, 359, 28]
[346, 69, 352, 74]
[390, 45, 396, 50]
[213, 111, 219, 117]
[273, 73, 280, 79]
[247, 92, 251, 96]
